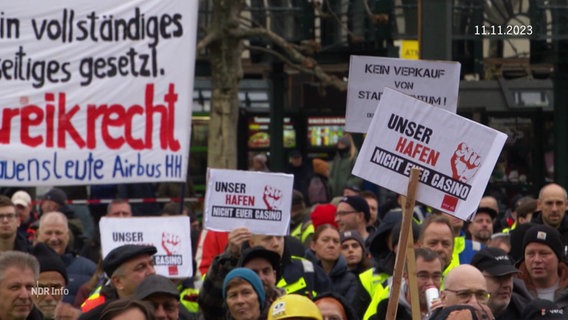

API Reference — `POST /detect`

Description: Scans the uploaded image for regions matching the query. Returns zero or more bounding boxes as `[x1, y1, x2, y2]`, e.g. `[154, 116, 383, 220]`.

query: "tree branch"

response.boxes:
[197, 29, 221, 51]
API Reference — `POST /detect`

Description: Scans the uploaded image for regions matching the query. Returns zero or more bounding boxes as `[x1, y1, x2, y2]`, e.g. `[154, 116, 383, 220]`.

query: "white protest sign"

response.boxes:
[346, 56, 460, 133]
[204, 168, 294, 235]
[100, 216, 192, 278]
[0, 0, 197, 186]
[353, 88, 507, 220]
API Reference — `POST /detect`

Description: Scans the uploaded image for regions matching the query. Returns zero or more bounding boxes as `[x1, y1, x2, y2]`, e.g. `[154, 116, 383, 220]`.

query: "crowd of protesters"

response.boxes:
[2, 134, 568, 320]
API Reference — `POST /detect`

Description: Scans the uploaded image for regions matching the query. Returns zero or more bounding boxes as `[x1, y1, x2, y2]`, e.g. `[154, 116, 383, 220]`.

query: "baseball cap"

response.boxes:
[522, 224, 565, 261]
[474, 206, 498, 220]
[135, 274, 179, 300]
[11, 190, 32, 207]
[523, 299, 565, 319]
[471, 247, 518, 276]
[42, 188, 68, 207]
[338, 196, 370, 222]
[103, 244, 157, 277]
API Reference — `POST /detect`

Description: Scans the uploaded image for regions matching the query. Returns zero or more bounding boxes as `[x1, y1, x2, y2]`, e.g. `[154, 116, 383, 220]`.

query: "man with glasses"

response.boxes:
[0, 195, 31, 253]
[434, 264, 494, 319]
[371, 248, 444, 320]
[471, 247, 531, 320]
[335, 196, 371, 241]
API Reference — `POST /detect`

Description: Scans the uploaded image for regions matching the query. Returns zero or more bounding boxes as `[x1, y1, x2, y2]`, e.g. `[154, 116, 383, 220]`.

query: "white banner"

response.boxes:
[353, 88, 507, 220]
[100, 216, 192, 278]
[204, 168, 294, 235]
[0, 0, 197, 185]
[346, 56, 460, 133]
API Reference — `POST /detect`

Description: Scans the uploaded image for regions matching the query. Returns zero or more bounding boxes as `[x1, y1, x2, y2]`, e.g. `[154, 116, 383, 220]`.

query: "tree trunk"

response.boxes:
[207, 0, 245, 169]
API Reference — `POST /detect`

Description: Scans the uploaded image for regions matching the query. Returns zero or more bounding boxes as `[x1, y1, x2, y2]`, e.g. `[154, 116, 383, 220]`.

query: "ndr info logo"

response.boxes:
[31, 282, 69, 296]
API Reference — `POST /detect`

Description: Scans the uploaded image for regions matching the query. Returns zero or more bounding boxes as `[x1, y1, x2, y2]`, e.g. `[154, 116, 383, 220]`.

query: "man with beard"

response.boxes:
[471, 247, 531, 319]
[460, 207, 497, 264]
[0, 251, 40, 320]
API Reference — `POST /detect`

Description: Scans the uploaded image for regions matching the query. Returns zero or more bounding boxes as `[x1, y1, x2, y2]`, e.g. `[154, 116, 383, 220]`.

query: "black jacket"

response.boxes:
[304, 249, 358, 303]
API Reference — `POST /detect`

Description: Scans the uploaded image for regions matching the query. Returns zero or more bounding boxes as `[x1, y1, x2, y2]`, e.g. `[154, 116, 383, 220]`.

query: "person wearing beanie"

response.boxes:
[32, 243, 81, 320]
[335, 195, 371, 240]
[517, 224, 568, 302]
[223, 268, 266, 320]
[35, 211, 97, 305]
[198, 225, 330, 320]
[329, 134, 362, 198]
[340, 230, 372, 275]
[311, 204, 338, 230]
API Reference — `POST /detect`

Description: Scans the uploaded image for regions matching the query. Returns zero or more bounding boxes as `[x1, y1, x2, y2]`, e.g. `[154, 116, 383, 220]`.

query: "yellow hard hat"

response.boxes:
[268, 294, 323, 320]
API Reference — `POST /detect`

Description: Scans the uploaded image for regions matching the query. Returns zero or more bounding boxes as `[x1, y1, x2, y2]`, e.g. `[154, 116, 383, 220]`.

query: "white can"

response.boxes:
[425, 287, 439, 313]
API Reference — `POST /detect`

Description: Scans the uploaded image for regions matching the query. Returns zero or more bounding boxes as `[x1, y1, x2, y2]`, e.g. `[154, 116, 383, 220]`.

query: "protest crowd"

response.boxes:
[2, 135, 568, 320]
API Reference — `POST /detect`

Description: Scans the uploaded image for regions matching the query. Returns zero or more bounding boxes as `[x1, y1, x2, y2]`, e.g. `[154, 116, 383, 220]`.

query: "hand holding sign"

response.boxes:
[451, 142, 481, 183]
[162, 232, 181, 255]
[228, 227, 252, 257]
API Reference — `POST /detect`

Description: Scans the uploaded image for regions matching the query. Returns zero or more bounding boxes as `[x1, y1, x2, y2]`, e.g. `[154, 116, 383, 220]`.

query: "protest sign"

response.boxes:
[100, 216, 192, 277]
[0, 0, 197, 186]
[353, 88, 508, 220]
[204, 168, 294, 235]
[346, 56, 460, 133]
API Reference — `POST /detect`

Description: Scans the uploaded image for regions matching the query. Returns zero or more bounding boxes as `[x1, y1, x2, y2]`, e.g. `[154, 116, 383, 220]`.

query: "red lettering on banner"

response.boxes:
[226, 194, 255, 206]
[394, 136, 440, 166]
[0, 83, 180, 151]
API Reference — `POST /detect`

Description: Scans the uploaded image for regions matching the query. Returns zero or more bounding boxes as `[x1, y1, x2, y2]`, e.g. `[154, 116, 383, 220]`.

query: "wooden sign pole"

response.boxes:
[386, 168, 421, 320]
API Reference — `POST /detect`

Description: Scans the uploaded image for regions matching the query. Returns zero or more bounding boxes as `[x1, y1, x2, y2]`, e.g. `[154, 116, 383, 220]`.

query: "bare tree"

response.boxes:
[197, 0, 348, 169]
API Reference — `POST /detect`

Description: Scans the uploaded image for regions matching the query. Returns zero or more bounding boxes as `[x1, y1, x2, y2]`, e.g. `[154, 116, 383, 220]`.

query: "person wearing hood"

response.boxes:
[329, 134, 362, 198]
[305, 224, 358, 303]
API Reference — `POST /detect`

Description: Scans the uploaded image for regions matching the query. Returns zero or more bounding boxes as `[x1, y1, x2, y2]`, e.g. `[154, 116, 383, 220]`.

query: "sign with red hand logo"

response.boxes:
[100, 216, 192, 277]
[204, 168, 294, 235]
[353, 88, 507, 220]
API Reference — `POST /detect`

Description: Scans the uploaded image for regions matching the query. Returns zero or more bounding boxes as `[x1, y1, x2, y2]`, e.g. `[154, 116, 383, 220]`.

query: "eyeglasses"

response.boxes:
[0, 213, 16, 221]
[336, 210, 359, 216]
[416, 271, 443, 282]
[444, 289, 491, 303]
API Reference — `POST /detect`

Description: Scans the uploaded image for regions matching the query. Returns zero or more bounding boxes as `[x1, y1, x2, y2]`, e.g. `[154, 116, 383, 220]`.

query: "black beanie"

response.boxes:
[522, 225, 565, 262]
[32, 243, 68, 284]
